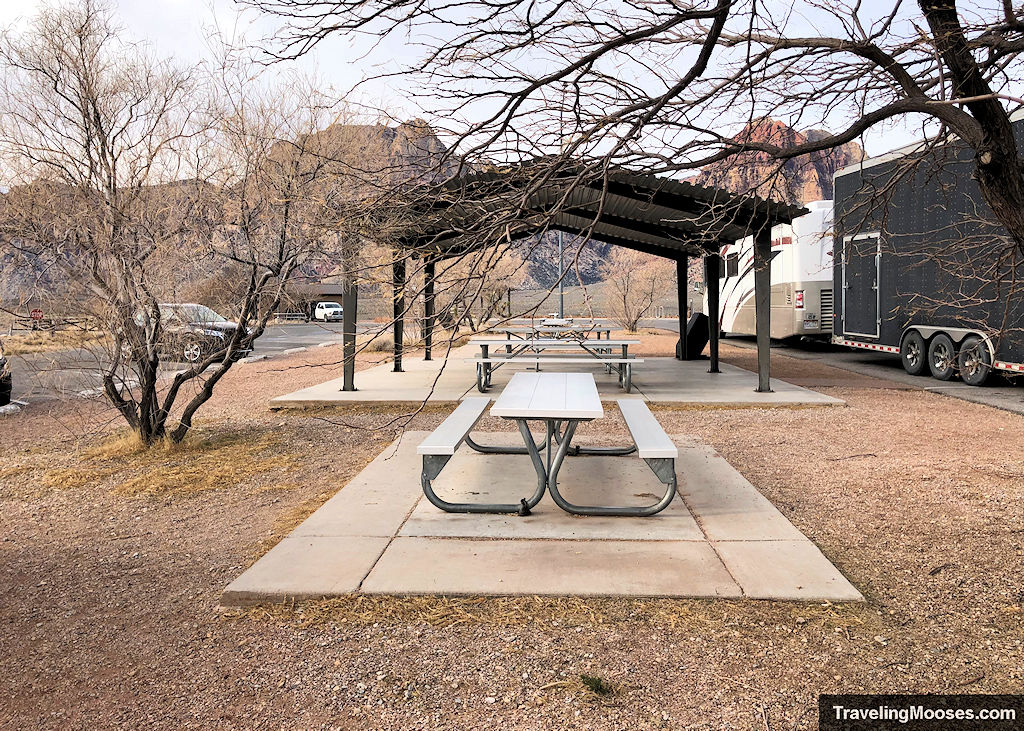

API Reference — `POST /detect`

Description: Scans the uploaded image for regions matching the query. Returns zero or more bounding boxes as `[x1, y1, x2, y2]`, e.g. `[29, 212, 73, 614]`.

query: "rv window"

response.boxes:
[726, 253, 739, 278]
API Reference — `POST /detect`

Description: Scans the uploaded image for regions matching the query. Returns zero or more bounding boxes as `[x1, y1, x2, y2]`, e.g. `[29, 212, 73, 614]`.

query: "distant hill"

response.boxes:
[296, 118, 459, 184]
[2, 118, 862, 304]
[693, 118, 863, 205]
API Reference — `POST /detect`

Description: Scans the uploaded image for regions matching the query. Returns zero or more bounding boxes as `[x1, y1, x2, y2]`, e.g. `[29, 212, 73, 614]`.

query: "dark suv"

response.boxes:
[157, 304, 252, 364]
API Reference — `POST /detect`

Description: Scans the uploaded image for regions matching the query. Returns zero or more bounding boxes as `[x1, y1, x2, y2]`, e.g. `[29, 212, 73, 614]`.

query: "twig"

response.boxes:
[537, 680, 574, 691]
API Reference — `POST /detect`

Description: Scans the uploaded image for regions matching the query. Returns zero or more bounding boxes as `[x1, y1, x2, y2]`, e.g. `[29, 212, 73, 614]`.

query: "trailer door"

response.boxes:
[842, 233, 881, 338]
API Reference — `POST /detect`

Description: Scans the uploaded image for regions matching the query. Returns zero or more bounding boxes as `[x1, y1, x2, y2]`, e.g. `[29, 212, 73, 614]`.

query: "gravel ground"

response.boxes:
[1, 338, 1022, 729]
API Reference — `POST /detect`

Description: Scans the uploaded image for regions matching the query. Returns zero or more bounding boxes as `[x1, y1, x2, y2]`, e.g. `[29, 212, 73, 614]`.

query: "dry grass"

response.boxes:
[228, 595, 610, 628]
[36, 428, 302, 497]
[226, 595, 876, 633]
[3, 330, 108, 355]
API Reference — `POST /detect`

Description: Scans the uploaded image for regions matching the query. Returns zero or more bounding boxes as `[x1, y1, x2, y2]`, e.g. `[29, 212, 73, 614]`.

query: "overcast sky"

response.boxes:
[0, 1, 421, 115]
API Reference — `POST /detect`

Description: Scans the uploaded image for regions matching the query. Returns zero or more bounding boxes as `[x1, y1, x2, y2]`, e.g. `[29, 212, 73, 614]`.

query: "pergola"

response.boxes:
[337, 166, 808, 393]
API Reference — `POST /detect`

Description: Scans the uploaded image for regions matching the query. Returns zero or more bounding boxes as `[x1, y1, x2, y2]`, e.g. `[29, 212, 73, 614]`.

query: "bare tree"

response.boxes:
[0, 0, 203, 442]
[433, 244, 528, 329]
[0, 1, 364, 443]
[248, 0, 1024, 256]
[600, 248, 674, 332]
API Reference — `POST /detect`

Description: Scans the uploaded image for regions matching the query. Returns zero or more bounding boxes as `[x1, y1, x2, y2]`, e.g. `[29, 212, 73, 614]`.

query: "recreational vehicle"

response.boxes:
[832, 112, 1024, 386]
[711, 200, 834, 340]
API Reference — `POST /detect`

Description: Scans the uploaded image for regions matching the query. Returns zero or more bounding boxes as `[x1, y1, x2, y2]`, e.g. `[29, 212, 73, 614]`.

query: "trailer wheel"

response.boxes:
[957, 335, 992, 387]
[927, 333, 956, 381]
[900, 330, 928, 376]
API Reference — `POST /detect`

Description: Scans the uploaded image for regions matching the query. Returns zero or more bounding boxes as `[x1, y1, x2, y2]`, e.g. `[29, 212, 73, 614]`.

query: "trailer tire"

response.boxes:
[900, 330, 928, 376]
[957, 335, 992, 387]
[927, 333, 956, 381]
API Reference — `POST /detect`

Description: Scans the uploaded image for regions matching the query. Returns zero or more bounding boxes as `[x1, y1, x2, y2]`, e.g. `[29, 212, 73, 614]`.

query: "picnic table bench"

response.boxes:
[467, 337, 642, 393]
[417, 373, 677, 516]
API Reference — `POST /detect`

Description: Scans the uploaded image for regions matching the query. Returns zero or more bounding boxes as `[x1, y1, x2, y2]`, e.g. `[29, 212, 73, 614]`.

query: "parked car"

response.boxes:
[0, 339, 11, 407]
[311, 301, 344, 322]
[156, 304, 252, 364]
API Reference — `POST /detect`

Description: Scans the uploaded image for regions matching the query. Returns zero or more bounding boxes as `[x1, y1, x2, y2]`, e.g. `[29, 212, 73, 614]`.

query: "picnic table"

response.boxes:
[468, 337, 642, 393]
[417, 372, 678, 517]
[502, 324, 612, 340]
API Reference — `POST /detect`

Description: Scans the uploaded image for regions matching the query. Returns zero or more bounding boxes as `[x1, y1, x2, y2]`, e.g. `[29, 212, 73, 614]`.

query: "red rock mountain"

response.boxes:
[693, 118, 863, 205]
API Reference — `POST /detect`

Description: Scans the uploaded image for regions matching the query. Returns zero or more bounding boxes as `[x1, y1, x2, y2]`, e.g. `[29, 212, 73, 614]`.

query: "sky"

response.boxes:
[0, 0, 422, 115]
[0, 0, 1010, 165]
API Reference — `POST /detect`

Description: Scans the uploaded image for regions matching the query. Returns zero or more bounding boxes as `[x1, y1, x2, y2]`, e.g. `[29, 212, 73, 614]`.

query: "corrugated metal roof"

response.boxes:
[403, 163, 808, 258]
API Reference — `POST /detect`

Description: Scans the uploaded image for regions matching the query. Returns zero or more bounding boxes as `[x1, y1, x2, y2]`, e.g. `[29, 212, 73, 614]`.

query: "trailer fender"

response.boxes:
[903, 325, 996, 361]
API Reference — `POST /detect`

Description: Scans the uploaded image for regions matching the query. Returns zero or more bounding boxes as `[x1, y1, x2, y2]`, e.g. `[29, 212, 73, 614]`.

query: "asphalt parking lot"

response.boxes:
[650, 318, 1024, 416]
[6, 321, 381, 403]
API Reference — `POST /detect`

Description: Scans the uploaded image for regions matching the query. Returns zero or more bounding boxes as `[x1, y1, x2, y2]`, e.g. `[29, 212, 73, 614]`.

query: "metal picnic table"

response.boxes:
[419, 372, 677, 517]
[502, 324, 612, 341]
[468, 337, 641, 392]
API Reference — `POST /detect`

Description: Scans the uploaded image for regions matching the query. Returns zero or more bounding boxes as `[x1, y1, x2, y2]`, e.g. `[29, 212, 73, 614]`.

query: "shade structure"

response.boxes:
[403, 165, 806, 259]
[341, 162, 808, 393]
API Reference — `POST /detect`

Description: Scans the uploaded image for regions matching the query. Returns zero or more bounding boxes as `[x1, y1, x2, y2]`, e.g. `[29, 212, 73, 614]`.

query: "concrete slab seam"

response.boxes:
[355, 489, 426, 592]
[673, 459, 747, 597]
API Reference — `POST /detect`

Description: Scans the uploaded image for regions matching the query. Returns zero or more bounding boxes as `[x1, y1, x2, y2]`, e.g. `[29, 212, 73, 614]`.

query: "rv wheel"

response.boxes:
[927, 333, 956, 381]
[957, 335, 992, 387]
[900, 331, 927, 376]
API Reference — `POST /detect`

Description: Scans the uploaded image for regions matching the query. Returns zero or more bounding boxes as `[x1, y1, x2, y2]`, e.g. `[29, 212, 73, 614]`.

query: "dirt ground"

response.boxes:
[1, 337, 1022, 730]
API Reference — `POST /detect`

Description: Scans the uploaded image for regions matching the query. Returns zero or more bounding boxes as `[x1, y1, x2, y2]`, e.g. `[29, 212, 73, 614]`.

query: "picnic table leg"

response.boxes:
[421, 445, 546, 516]
[620, 345, 632, 392]
[476, 345, 492, 392]
[545, 422, 677, 517]
[554, 418, 637, 456]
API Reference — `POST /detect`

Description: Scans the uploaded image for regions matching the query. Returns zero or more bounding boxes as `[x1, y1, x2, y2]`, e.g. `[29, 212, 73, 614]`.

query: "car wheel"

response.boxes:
[900, 330, 928, 376]
[957, 335, 992, 386]
[182, 338, 205, 364]
[927, 333, 956, 381]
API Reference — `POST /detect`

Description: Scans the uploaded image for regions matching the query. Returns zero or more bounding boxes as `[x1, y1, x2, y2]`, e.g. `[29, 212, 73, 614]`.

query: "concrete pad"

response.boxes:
[222, 535, 390, 605]
[222, 432, 863, 604]
[402, 437, 702, 541]
[713, 540, 863, 601]
[678, 442, 807, 542]
[290, 439, 423, 538]
[269, 344, 845, 409]
[361, 537, 742, 597]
